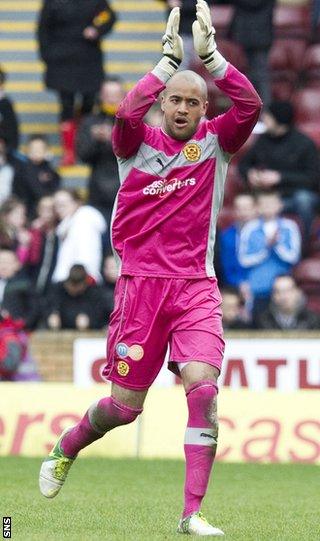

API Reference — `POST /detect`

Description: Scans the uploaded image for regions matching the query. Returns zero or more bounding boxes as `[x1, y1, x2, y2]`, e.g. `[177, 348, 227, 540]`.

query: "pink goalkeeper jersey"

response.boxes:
[111, 63, 262, 278]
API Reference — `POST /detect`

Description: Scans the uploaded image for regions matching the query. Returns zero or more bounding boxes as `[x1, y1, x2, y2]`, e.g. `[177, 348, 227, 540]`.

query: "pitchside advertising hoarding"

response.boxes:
[0, 338, 319, 462]
[0, 384, 319, 463]
[73, 338, 320, 390]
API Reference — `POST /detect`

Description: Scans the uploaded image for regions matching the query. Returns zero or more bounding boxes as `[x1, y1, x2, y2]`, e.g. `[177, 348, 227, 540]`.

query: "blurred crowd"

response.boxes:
[0, 0, 319, 343]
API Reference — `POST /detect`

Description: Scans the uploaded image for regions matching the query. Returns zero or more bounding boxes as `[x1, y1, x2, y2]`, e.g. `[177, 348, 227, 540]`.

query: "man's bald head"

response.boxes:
[165, 70, 208, 101]
[161, 70, 208, 140]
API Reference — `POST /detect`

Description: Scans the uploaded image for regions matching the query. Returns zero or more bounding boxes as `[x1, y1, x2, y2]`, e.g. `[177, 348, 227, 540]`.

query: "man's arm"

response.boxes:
[112, 7, 183, 159]
[238, 222, 270, 268]
[192, 0, 262, 155]
[210, 66, 262, 155]
[272, 221, 301, 265]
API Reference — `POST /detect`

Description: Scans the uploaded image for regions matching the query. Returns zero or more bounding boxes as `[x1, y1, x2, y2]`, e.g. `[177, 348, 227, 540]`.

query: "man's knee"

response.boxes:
[88, 396, 143, 435]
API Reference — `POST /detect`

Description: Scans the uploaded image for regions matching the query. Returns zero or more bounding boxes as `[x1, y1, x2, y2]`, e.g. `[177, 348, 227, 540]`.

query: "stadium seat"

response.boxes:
[271, 79, 296, 100]
[293, 257, 320, 285]
[296, 122, 320, 150]
[293, 88, 320, 122]
[309, 216, 320, 256]
[274, 5, 311, 40]
[211, 6, 234, 38]
[293, 257, 320, 314]
[269, 39, 307, 73]
[302, 44, 320, 86]
[269, 39, 306, 100]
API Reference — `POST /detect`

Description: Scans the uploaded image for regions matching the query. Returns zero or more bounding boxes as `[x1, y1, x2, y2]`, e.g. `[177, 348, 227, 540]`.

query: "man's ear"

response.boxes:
[203, 100, 209, 116]
[161, 95, 165, 113]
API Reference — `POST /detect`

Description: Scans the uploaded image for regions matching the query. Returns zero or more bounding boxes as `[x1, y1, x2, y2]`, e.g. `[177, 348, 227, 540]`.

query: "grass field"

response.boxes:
[0, 457, 319, 541]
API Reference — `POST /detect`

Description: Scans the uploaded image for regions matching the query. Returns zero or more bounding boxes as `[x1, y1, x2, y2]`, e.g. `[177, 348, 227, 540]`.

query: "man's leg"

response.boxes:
[39, 384, 147, 498]
[178, 362, 224, 536]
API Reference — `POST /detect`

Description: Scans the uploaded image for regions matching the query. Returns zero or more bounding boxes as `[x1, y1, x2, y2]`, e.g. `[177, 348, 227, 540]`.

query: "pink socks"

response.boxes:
[61, 396, 143, 458]
[183, 380, 218, 518]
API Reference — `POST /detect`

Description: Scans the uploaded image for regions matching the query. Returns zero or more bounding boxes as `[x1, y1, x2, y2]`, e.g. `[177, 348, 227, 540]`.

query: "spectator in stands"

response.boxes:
[101, 252, 118, 312]
[45, 264, 113, 330]
[30, 196, 58, 295]
[0, 197, 42, 267]
[159, 0, 214, 69]
[221, 286, 251, 330]
[13, 134, 60, 219]
[37, 0, 116, 166]
[76, 78, 125, 225]
[228, 0, 275, 107]
[238, 191, 301, 316]
[254, 274, 320, 330]
[0, 67, 19, 153]
[0, 248, 39, 329]
[0, 313, 40, 381]
[219, 192, 256, 289]
[0, 135, 15, 205]
[239, 101, 320, 238]
[52, 189, 106, 283]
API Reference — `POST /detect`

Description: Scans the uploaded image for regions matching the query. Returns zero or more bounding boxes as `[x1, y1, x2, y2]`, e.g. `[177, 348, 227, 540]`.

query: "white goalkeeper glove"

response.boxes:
[155, 7, 184, 79]
[192, 0, 226, 75]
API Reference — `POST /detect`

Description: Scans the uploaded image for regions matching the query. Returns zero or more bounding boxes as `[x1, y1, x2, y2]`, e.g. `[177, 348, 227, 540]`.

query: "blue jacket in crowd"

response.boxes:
[238, 217, 301, 297]
[220, 224, 248, 287]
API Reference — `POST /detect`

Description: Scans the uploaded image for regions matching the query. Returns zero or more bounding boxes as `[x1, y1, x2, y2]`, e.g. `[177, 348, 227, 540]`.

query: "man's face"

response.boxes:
[234, 195, 256, 224]
[161, 78, 208, 141]
[28, 139, 48, 164]
[100, 81, 124, 108]
[262, 111, 279, 136]
[257, 194, 282, 220]
[272, 277, 300, 314]
[54, 191, 78, 221]
[222, 293, 241, 324]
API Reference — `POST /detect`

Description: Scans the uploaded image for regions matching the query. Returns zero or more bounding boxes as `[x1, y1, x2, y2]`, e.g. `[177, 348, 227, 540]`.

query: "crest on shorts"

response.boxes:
[183, 143, 201, 162]
[117, 361, 130, 376]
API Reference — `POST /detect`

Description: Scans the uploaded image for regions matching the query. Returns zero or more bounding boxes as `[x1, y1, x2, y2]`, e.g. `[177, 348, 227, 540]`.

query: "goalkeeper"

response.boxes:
[39, 1, 262, 536]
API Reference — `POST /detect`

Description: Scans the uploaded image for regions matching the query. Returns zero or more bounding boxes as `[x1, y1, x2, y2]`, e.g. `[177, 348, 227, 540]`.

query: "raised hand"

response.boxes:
[192, 0, 226, 74]
[192, 0, 216, 61]
[162, 7, 184, 64]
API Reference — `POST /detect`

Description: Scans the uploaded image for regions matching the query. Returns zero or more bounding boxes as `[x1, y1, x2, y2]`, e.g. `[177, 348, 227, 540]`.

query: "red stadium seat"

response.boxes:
[274, 5, 311, 40]
[211, 6, 234, 38]
[293, 257, 320, 314]
[269, 40, 306, 100]
[296, 122, 320, 150]
[309, 216, 320, 256]
[293, 88, 320, 122]
[269, 39, 307, 73]
[217, 39, 248, 74]
[293, 257, 320, 284]
[271, 79, 296, 100]
[302, 44, 320, 85]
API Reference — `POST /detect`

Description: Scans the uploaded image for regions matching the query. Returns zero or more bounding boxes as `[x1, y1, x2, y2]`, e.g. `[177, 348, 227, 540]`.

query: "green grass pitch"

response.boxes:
[0, 457, 319, 540]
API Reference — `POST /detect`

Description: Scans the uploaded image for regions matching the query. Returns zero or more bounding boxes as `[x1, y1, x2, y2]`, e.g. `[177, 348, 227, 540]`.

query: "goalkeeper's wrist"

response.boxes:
[200, 50, 228, 78]
[152, 55, 181, 82]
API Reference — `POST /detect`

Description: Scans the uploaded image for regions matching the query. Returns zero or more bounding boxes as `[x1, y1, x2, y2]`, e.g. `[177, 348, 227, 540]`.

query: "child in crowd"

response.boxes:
[13, 134, 60, 218]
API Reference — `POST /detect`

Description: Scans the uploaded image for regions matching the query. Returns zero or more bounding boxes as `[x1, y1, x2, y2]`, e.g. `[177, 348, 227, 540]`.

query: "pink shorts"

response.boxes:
[102, 276, 225, 391]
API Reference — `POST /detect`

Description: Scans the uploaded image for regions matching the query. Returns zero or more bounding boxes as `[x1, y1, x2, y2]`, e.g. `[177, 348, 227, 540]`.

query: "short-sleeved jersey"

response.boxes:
[111, 63, 262, 278]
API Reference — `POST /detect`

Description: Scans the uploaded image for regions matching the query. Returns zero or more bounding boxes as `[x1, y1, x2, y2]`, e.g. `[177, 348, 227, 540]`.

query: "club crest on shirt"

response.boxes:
[183, 143, 201, 162]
